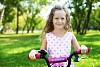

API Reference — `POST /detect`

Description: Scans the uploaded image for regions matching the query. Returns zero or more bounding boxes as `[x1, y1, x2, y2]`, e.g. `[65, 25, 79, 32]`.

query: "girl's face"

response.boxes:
[53, 10, 66, 30]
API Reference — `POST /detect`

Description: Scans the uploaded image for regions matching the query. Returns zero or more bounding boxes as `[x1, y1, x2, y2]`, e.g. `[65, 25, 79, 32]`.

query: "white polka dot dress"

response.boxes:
[46, 32, 74, 67]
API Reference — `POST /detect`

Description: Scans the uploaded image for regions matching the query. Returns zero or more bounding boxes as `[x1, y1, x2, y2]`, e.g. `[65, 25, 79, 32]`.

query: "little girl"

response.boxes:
[28, 5, 88, 67]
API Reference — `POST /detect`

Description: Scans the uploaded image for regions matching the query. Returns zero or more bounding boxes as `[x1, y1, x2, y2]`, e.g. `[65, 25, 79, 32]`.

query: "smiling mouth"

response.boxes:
[57, 24, 63, 26]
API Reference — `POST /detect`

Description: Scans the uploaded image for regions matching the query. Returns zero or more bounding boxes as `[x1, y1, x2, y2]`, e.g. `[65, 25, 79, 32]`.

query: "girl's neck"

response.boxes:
[52, 29, 66, 37]
[53, 29, 65, 33]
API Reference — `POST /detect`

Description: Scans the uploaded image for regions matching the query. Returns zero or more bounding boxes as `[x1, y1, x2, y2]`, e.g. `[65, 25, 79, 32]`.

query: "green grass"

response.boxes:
[0, 30, 100, 67]
[74, 30, 100, 67]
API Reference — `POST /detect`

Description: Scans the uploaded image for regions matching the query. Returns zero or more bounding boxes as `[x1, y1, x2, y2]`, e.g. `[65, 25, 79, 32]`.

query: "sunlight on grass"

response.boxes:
[2, 47, 32, 54]
[78, 41, 99, 45]
[75, 57, 100, 67]
[92, 41, 99, 45]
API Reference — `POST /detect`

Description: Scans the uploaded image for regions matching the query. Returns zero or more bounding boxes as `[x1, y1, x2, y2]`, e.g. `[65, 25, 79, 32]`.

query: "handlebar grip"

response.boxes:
[28, 54, 30, 59]
[76, 48, 90, 54]
[35, 54, 41, 59]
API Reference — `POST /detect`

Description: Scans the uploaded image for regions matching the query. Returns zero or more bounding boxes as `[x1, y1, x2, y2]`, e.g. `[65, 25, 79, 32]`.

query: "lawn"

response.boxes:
[0, 30, 100, 67]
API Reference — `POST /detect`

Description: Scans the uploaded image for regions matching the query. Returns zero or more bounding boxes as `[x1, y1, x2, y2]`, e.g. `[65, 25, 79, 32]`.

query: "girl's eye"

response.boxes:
[55, 18, 58, 19]
[54, 17, 65, 20]
[61, 18, 65, 20]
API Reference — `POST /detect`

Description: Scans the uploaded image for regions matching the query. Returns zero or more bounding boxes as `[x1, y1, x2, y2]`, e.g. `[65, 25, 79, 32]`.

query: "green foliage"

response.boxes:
[0, 0, 51, 34]
[35, 18, 46, 30]
[90, 6, 100, 30]
[30, 0, 49, 5]
[69, 0, 100, 34]
[0, 0, 100, 34]
[0, 30, 100, 67]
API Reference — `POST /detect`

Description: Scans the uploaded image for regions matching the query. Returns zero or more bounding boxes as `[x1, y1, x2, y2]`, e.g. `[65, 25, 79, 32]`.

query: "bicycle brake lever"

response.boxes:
[38, 50, 47, 58]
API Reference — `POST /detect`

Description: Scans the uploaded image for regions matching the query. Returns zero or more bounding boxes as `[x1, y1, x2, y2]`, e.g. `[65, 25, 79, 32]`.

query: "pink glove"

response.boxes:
[28, 50, 39, 60]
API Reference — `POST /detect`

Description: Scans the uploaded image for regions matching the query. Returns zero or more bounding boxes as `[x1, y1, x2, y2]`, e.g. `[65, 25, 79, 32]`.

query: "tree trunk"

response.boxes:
[82, 20, 86, 34]
[77, 22, 81, 34]
[0, 0, 6, 34]
[99, 22, 100, 31]
[16, 5, 19, 34]
[77, 18, 82, 34]
[85, 0, 92, 34]
[31, 26, 35, 33]
[27, 28, 30, 33]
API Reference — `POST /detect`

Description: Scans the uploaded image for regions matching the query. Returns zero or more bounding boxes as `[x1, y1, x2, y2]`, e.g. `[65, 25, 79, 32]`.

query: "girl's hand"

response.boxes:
[28, 50, 39, 60]
[80, 45, 88, 54]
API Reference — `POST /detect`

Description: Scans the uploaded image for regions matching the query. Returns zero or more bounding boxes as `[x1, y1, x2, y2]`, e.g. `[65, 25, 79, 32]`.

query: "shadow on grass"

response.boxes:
[0, 34, 41, 51]
[0, 50, 46, 67]
[0, 34, 44, 66]
[75, 34, 100, 42]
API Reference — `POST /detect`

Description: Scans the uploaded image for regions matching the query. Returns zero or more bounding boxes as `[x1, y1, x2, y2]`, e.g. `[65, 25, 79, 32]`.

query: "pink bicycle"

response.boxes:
[30, 48, 90, 67]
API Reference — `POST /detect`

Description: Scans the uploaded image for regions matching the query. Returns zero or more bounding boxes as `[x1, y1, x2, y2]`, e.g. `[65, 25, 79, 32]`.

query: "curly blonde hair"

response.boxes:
[41, 5, 72, 39]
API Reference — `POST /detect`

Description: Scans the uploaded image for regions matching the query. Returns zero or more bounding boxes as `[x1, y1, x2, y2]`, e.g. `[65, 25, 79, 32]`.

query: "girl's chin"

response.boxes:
[55, 27, 64, 29]
[54, 25, 64, 29]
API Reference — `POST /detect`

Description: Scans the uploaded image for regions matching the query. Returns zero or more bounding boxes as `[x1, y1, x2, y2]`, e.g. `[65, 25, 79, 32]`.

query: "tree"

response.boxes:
[90, 6, 100, 30]
[0, 0, 17, 34]
[0, 0, 24, 34]
[68, 0, 98, 34]
[82, 0, 93, 34]
[0, 0, 50, 34]
[20, 0, 50, 33]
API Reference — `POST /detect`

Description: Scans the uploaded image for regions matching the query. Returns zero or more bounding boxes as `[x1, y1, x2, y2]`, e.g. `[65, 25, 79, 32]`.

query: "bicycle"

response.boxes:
[29, 48, 90, 67]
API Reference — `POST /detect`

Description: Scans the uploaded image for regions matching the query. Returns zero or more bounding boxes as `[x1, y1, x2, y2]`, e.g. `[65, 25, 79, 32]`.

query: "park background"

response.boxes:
[0, 0, 100, 67]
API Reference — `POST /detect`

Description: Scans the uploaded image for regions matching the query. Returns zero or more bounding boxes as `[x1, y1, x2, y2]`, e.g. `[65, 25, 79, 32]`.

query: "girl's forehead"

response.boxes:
[53, 10, 66, 17]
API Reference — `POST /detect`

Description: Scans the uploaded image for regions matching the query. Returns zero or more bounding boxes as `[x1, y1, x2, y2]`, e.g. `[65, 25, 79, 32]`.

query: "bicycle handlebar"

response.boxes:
[34, 48, 90, 67]
[35, 48, 90, 58]
[36, 48, 90, 63]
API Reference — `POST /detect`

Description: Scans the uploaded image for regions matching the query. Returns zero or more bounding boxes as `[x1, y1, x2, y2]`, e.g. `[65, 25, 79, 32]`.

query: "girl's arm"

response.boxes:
[40, 36, 47, 50]
[71, 33, 87, 53]
[71, 34, 80, 50]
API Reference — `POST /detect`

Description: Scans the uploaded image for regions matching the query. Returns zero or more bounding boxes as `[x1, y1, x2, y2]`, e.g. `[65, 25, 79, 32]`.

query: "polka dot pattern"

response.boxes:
[46, 32, 74, 66]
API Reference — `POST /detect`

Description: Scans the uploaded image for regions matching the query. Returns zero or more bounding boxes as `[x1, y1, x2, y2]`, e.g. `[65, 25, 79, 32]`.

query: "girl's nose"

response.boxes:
[58, 19, 62, 24]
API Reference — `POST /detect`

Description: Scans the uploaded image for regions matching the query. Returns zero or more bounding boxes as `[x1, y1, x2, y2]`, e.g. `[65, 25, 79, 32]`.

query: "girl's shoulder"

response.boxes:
[66, 31, 73, 35]
[46, 32, 51, 35]
[66, 31, 74, 37]
[45, 32, 52, 36]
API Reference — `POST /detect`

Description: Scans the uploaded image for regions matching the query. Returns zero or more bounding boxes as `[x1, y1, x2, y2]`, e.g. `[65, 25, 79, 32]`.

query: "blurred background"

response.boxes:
[0, 0, 100, 34]
[0, 0, 100, 67]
